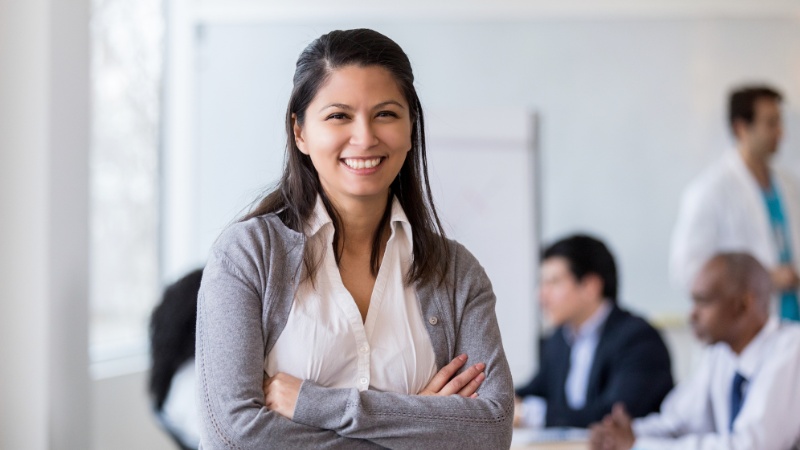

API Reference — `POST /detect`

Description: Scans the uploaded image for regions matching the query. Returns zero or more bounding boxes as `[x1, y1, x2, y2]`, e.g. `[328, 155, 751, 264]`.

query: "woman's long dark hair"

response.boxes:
[149, 268, 203, 411]
[243, 29, 448, 285]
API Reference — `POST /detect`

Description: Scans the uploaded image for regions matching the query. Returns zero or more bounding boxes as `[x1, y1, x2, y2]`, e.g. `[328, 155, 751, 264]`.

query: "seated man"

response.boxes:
[515, 234, 673, 428]
[590, 253, 800, 450]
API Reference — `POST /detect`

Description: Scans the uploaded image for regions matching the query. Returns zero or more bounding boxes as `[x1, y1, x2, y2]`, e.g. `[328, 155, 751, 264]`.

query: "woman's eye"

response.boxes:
[376, 111, 398, 118]
[327, 113, 348, 120]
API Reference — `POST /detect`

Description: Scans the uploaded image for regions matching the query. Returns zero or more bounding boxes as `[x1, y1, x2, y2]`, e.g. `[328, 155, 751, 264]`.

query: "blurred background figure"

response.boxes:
[591, 253, 800, 450]
[149, 268, 203, 450]
[671, 85, 800, 321]
[515, 234, 673, 428]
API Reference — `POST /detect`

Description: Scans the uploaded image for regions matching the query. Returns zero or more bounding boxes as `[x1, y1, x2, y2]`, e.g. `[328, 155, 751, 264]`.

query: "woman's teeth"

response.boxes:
[343, 158, 382, 169]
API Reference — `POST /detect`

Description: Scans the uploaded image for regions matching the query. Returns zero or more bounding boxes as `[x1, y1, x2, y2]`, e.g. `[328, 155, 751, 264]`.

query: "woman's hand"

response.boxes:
[419, 354, 485, 398]
[263, 372, 303, 419]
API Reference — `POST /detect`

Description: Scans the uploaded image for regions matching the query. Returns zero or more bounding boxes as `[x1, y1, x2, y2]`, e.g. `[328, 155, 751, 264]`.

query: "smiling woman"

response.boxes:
[196, 28, 514, 449]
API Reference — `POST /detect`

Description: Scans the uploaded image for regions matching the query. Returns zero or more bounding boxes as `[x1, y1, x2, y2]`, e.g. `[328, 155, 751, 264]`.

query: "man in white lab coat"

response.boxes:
[670, 85, 800, 321]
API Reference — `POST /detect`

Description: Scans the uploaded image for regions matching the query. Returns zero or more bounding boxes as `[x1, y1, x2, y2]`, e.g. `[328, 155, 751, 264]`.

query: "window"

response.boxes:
[89, 0, 164, 377]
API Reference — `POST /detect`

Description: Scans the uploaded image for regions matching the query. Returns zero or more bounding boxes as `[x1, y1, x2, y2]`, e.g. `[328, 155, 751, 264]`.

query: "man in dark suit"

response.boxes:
[515, 234, 673, 428]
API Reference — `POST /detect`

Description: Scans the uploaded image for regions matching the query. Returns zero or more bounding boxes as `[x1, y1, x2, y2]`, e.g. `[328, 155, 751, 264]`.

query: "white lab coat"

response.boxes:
[670, 150, 800, 293]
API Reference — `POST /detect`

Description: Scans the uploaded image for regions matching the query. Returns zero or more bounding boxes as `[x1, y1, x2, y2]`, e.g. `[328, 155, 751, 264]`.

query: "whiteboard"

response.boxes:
[425, 109, 539, 384]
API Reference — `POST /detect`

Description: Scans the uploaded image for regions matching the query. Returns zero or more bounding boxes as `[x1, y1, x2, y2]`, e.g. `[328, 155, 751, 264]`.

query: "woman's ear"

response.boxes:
[292, 114, 309, 155]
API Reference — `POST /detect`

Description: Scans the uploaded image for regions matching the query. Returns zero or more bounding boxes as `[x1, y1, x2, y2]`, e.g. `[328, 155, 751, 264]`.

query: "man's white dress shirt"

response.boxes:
[564, 301, 613, 410]
[265, 196, 437, 394]
[632, 318, 800, 450]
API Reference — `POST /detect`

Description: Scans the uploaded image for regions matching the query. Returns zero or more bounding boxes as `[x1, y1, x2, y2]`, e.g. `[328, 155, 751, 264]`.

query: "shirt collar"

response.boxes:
[305, 195, 413, 251]
[305, 195, 333, 238]
[735, 316, 780, 379]
[563, 300, 613, 344]
[388, 196, 413, 251]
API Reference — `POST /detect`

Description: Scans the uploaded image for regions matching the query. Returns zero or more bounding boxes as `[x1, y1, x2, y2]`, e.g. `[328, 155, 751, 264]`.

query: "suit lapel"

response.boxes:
[553, 330, 572, 402]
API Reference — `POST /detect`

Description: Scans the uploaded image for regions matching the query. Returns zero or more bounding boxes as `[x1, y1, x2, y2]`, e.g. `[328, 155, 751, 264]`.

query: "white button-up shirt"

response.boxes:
[265, 196, 437, 394]
[632, 317, 800, 449]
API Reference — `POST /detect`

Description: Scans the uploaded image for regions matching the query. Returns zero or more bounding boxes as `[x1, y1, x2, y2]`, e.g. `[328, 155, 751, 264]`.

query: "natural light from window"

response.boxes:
[89, 0, 164, 375]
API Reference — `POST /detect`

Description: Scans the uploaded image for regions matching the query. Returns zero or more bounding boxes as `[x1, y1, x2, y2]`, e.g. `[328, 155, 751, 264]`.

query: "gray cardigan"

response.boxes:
[196, 213, 514, 449]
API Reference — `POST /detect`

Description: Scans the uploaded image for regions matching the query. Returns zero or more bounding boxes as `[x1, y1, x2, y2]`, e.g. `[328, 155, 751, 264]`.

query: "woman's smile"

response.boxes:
[341, 156, 386, 172]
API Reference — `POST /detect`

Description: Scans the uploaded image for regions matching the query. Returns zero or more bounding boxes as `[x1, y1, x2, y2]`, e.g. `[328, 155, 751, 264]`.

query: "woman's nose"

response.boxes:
[349, 119, 378, 148]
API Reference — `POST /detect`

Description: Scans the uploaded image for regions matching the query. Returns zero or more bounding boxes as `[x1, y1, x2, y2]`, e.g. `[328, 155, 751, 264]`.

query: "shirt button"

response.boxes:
[428, 316, 439, 325]
[360, 345, 369, 353]
[359, 377, 369, 385]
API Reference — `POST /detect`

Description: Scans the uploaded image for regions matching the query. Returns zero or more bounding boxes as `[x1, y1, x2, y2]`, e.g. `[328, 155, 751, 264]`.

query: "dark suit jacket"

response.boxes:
[515, 304, 673, 428]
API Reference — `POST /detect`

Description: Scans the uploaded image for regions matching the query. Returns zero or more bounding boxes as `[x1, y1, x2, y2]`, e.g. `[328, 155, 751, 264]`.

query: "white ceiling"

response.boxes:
[189, 0, 800, 23]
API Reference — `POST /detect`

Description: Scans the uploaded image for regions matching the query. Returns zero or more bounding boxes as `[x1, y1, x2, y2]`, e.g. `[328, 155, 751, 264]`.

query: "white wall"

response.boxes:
[92, 372, 175, 450]
[0, 1, 49, 446]
[0, 0, 91, 448]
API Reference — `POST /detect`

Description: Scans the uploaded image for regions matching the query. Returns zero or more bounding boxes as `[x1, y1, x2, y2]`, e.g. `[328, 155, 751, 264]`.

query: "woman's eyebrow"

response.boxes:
[319, 103, 353, 112]
[373, 100, 405, 110]
[318, 100, 406, 113]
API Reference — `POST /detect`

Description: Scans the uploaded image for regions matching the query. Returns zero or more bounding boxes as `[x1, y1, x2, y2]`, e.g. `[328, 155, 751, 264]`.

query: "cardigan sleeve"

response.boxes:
[290, 243, 515, 449]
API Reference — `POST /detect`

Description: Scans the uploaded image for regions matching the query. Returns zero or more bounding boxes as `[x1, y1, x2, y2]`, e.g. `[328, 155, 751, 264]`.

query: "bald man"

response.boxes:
[590, 253, 800, 450]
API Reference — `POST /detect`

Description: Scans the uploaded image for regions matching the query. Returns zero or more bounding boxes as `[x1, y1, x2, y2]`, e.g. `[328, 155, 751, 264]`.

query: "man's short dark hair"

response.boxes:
[543, 234, 618, 302]
[728, 85, 782, 135]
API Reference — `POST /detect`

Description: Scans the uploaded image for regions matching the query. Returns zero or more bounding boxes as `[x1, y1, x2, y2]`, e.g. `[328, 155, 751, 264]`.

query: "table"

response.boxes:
[510, 427, 589, 450]
[511, 442, 587, 450]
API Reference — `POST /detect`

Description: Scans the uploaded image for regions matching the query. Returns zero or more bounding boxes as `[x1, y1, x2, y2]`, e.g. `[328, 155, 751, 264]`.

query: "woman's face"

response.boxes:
[294, 65, 412, 207]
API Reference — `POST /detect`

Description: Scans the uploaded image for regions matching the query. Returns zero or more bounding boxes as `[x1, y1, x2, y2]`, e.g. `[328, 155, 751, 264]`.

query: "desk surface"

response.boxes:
[511, 442, 587, 450]
[511, 428, 589, 450]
